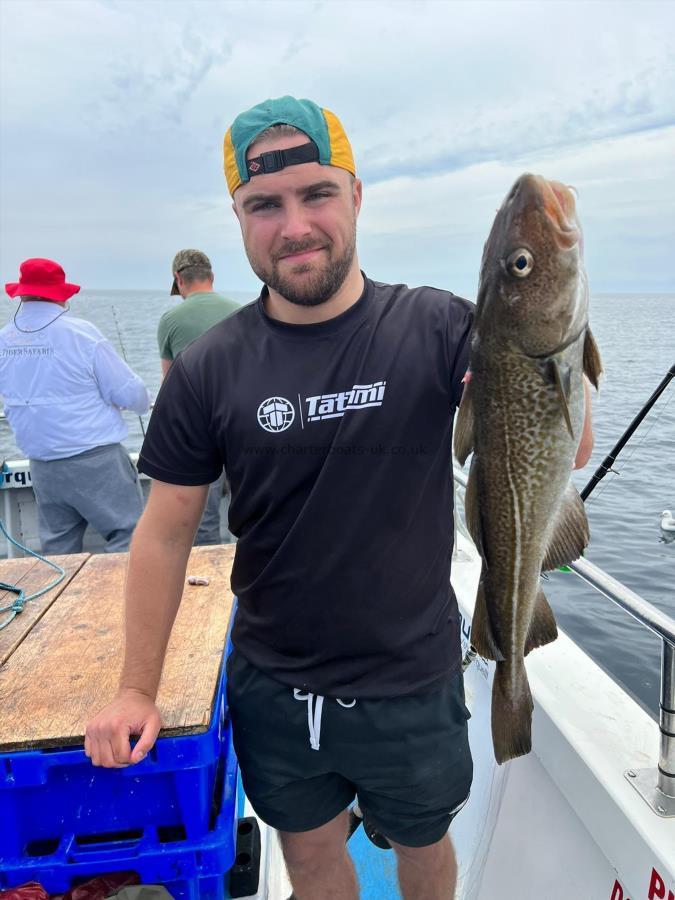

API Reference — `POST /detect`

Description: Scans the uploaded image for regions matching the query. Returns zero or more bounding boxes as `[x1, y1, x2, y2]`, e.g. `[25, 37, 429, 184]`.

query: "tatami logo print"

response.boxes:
[305, 381, 386, 422]
[257, 397, 296, 433]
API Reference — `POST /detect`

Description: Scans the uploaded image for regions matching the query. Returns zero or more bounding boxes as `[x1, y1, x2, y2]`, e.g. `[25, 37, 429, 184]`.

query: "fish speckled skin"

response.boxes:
[455, 173, 602, 764]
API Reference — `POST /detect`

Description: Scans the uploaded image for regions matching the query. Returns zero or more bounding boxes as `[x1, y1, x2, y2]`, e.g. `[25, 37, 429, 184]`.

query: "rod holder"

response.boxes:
[658, 640, 675, 796]
[626, 638, 675, 817]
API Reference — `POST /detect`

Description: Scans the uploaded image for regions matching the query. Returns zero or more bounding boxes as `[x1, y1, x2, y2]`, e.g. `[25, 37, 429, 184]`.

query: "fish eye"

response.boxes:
[507, 249, 534, 278]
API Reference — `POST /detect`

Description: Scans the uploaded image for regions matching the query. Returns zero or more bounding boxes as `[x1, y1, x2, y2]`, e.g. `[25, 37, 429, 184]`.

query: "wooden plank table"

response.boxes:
[0, 554, 89, 666]
[0, 544, 236, 751]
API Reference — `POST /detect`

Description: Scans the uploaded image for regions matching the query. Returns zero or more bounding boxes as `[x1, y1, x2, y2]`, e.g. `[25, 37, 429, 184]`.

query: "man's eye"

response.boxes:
[307, 192, 330, 202]
[252, 201, 278, 212]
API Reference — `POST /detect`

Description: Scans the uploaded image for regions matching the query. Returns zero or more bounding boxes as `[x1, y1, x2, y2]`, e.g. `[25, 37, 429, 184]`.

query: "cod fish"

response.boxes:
[454, 173, 602, 764]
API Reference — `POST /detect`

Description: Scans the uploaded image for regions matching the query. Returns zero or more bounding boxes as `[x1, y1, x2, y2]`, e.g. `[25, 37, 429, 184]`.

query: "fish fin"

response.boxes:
[453, 380, 474, 465]
[464, 463, 504, 660]
[492, 659, 534, 765]
[463, 459, 483, 557]
[471, 577, 504, 661]
[541, 481, 590, 571]
[550, 359, 575, 440]
[583, 328, 603, 390]
[524, 587, 558, 655]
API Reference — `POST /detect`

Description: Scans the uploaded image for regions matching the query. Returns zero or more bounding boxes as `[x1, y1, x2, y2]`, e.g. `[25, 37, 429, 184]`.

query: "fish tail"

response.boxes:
[492, 659, 534, 765]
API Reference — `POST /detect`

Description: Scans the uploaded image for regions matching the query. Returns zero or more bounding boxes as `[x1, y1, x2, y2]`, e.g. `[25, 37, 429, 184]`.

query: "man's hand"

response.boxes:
[573, 376, 594, 470]
[85, 688, 162, 768]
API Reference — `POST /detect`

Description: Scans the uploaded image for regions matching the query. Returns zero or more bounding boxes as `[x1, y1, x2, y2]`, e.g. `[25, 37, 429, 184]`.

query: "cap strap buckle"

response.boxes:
[261, 149, 284, 174]
[247, 141, 320, 179]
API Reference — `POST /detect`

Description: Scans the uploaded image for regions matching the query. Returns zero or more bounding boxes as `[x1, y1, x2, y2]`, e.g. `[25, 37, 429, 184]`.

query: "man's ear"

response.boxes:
[232, 200, 240, 222]
[353, 178, 363, 218]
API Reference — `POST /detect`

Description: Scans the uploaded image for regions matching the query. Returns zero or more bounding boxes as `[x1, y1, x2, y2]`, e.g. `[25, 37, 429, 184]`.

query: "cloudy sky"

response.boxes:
[1, 0, 674, 297]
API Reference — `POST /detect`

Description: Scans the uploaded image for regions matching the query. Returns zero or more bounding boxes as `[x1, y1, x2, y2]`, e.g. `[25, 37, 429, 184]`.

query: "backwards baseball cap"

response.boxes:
[5, 258, 80, 303]
[223, 96, 355, 196]
[170, 249, 212, 295]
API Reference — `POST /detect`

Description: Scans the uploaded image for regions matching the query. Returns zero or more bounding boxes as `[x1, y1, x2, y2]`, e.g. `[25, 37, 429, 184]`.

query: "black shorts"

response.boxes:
[225, 649, 473, 847]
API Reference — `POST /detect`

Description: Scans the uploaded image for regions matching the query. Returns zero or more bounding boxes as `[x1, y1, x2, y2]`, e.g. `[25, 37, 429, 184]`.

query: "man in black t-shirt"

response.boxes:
[86, 96, 476, 899]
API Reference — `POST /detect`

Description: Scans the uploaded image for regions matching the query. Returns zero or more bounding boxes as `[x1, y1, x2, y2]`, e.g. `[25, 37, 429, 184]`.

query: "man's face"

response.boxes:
[233, 133, 362, 306]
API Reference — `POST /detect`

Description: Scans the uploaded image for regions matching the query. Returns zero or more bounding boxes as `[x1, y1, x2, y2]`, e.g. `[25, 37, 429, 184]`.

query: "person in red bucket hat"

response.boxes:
[5, 257, 81, 303]
[0, 257, 151, 555]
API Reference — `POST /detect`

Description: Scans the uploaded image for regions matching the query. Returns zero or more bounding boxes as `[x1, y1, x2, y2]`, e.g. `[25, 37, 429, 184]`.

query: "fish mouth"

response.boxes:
[535, 176, 581, 251]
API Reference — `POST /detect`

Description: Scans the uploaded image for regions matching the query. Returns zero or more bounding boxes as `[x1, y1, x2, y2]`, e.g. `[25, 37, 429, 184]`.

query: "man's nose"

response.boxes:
[280, 200, 312, 242]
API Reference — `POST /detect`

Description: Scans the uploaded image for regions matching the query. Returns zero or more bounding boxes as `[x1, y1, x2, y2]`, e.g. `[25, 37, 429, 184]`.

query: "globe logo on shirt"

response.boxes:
[257, 396, 295, 433]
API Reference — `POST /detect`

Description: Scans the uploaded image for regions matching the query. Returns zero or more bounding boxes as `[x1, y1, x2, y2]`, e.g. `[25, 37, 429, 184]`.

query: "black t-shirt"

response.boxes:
[138, 276, 474, 698]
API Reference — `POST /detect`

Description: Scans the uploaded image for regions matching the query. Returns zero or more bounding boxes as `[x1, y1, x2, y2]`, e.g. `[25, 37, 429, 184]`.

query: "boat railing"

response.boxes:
[453, 466, 675, 818]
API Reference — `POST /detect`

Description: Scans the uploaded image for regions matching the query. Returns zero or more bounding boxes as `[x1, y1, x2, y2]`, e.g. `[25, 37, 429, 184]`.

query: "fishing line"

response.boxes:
[585, 391, 674, 508]
[582, 364, 675, 507]
[111, 305, 147, 439]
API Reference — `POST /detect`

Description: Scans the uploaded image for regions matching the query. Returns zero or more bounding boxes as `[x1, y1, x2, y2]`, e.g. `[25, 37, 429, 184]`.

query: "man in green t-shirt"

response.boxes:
[157, 248, 239, 544]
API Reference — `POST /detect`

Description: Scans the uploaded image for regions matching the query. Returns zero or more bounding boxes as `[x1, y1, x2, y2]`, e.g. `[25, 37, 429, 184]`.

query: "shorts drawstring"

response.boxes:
[293, 689, 356, 750]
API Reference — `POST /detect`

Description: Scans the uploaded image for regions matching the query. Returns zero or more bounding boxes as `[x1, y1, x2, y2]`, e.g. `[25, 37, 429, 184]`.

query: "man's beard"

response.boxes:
[247, 228, 357, 307]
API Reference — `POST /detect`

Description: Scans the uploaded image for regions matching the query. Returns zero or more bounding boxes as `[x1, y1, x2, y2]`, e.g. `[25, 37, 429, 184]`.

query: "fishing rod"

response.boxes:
[580, 362, 675, 502]
[111, 305, 147, 439]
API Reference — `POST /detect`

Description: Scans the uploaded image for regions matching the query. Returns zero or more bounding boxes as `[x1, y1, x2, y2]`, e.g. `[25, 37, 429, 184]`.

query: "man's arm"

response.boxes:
[85, 479, 208, 767]
[573, 376, 594, 470]
[157, 312, 174, 381]
[93, 340, 150, 414]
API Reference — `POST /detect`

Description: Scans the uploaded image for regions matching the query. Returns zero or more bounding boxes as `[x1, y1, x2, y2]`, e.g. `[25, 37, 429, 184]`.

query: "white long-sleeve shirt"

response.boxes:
[0, 301, 150, 461]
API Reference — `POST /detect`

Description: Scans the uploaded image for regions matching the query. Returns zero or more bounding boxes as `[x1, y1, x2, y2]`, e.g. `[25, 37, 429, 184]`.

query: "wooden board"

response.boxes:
[0, 554, 89, 666]
[0, 544, 236, 751]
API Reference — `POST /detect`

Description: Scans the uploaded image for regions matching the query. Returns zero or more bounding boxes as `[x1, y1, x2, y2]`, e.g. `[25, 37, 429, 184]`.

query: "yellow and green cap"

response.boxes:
[223, 96, 355, 196]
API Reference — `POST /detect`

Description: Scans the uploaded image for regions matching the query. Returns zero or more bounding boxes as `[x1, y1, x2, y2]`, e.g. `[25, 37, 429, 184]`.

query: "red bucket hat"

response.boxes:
[5, 258, 81, 303]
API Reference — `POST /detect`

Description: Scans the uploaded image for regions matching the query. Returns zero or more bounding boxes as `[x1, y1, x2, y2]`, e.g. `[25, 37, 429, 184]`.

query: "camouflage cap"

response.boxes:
[170, 249, 212, 295]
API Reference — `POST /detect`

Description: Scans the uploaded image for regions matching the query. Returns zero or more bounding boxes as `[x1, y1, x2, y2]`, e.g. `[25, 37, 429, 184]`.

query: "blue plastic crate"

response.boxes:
[0, 730, 238, 892]
[0, 655, 236, 885]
